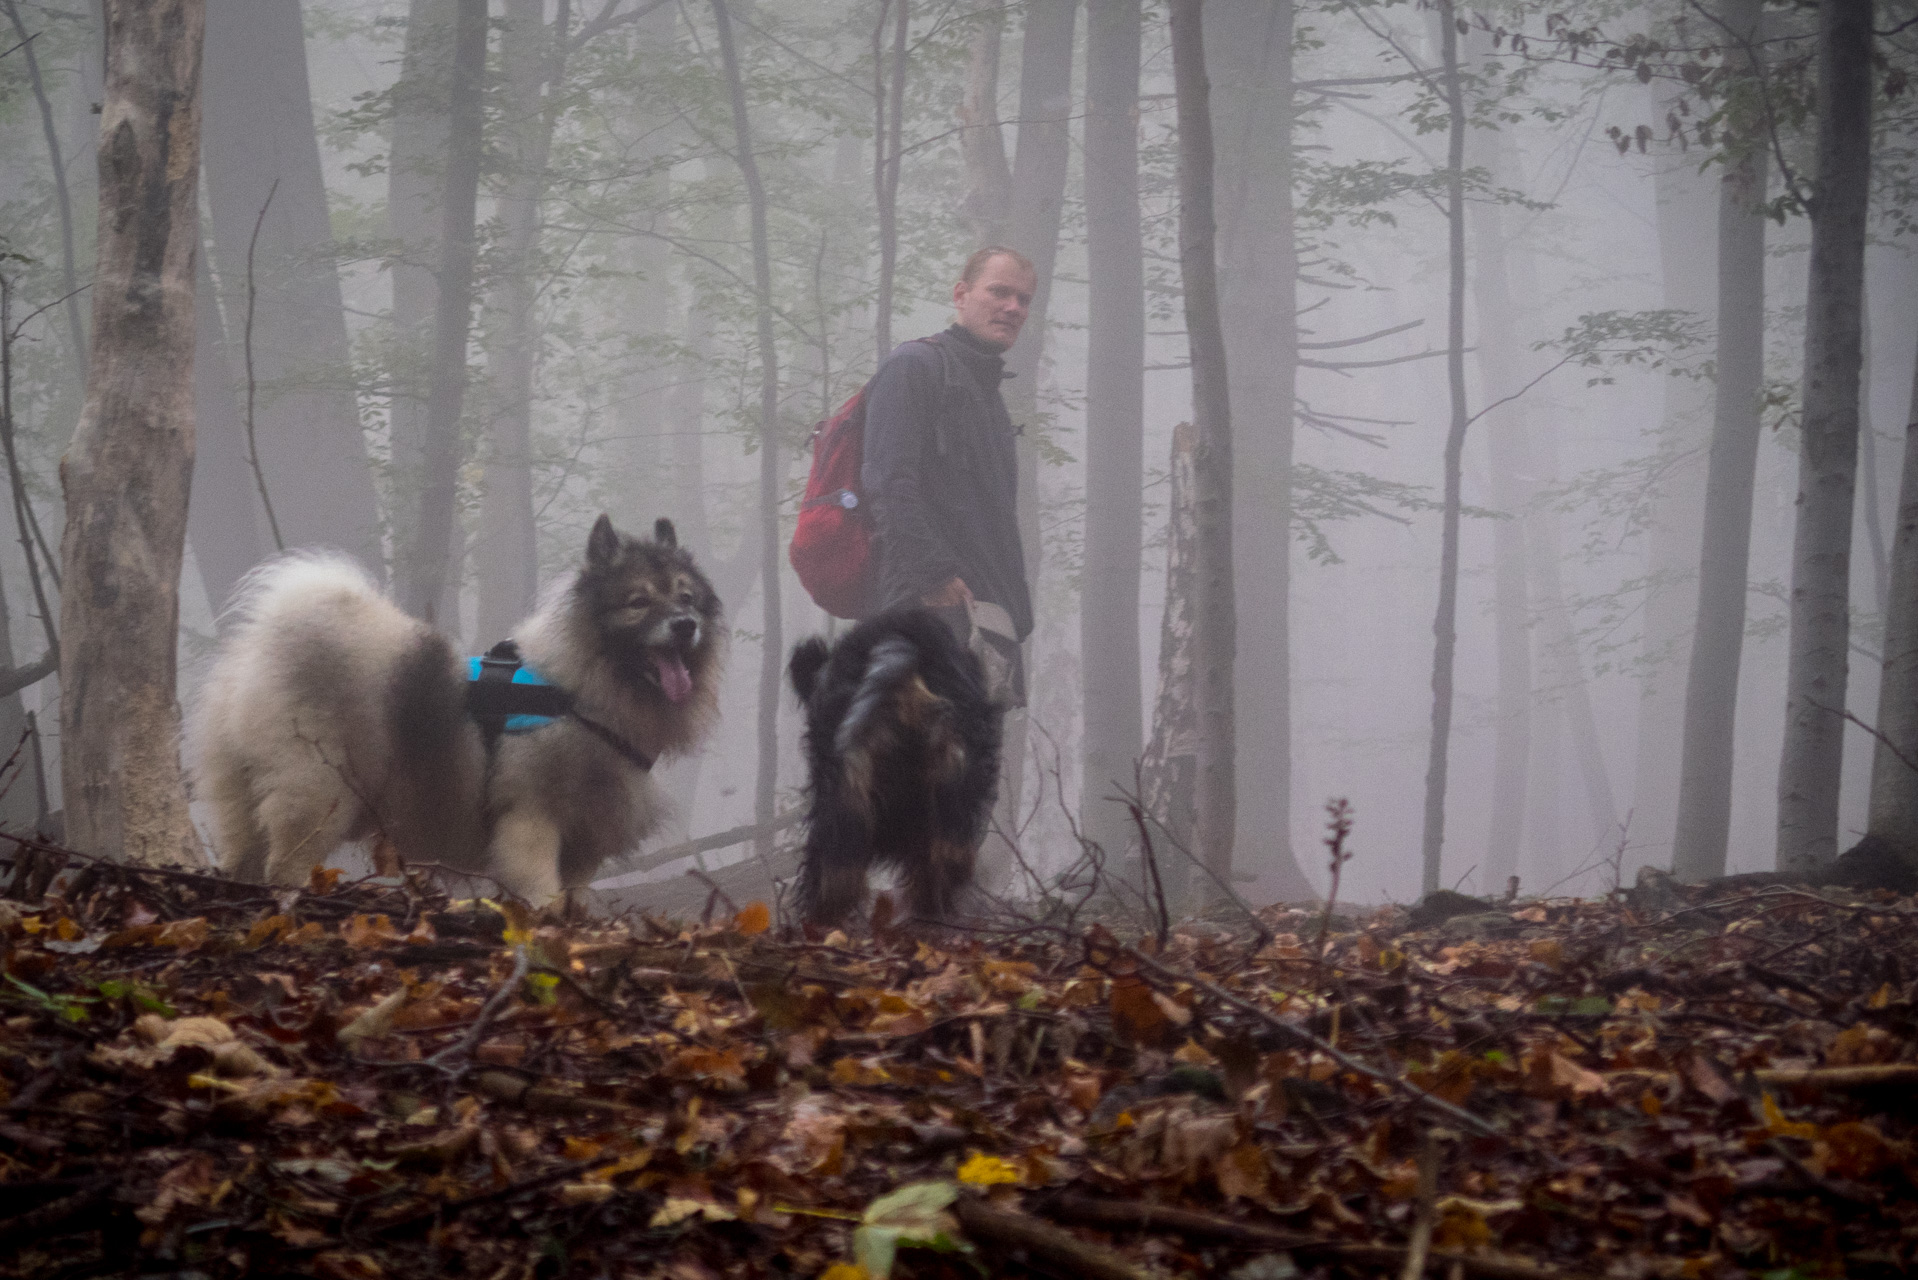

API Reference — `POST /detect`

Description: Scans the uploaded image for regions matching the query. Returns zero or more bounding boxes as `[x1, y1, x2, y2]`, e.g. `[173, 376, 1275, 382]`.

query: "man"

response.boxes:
[861, 246, 1037, 702]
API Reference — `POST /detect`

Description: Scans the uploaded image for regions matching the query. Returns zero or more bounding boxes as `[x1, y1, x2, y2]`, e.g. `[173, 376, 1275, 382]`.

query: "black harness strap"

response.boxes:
[464, 638, 655, 772]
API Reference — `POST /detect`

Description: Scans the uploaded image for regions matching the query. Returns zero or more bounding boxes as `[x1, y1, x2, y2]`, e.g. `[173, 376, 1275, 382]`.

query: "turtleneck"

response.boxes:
[945, 323, 1014, 376]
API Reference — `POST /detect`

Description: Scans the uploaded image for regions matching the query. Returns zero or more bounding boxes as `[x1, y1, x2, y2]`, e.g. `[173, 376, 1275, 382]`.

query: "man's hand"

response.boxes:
[921, 576, 974, 609]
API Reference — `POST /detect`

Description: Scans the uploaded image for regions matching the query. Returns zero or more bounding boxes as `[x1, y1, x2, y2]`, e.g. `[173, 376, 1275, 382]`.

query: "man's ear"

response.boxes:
[587, 514, 620, 569]
[654, 517, 677, 548]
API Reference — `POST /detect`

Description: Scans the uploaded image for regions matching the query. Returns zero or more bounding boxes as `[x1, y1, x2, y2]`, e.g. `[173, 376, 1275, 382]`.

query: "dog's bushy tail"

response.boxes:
[789, 636, 831, 704]
[835, 635, 920, 757]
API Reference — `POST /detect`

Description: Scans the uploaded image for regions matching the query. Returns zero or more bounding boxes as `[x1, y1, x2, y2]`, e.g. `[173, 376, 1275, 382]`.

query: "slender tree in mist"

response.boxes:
[1, 0, 86, 382]
[1775, 0, 1874, 876]
[476, 0, 570, 645]
[1140, 422, 1198, 889]
[1866, 335, 1918, 872]
[1672, 0, 1769, 883]
[872, 0, 908, 364]
[709, 0, 784, 861]
[59, 0, 203, 867]
[201, 0, 382, 582]
[388, 0, 457, 613]
[1209, 0, 1311, 899]
[1169, 0, 1237, 894]
[1079, 0, 1145, 864]
[400, 0, 486, 625]
[189, 245, 268, 610]
[958, 1, 1011, 244]
[1418, 0, 1471, 896]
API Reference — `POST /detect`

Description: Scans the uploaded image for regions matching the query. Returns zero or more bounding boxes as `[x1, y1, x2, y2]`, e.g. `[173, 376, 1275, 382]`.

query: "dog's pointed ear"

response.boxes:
[789, 636, 831, 703]
[587, 514, 620, 569]
[654, 517, 677, 548]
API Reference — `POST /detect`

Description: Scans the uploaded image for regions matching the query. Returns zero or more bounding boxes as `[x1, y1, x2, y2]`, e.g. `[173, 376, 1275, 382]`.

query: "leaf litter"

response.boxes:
[1, 840, 1917, 1278]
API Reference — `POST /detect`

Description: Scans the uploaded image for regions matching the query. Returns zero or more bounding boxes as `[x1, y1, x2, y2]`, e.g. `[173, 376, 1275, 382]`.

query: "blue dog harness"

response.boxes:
[463, 639, 655, 771]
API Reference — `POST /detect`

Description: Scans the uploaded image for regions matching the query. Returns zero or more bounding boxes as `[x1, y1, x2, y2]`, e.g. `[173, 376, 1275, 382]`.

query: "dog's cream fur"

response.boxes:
[188, 516, 723, 902]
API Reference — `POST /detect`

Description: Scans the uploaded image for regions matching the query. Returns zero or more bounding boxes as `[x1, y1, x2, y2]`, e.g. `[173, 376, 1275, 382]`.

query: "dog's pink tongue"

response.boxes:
[655, 653, 693, 704]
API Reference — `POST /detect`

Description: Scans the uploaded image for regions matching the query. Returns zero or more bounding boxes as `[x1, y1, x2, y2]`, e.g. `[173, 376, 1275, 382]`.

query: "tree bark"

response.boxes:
[872, 0, 908, 365]
[1206, 0, 1311, 901]
[201, 0, 382, 576]
[1672, 0, 1768, 882]
[958, 0, 1011, 245]
[1, 0, 87, 384]
[399, 0, 487, 626]
[59, 0, 204, 867]
[710, 0, 784, 863]
[189, 240, 268, 612]
[1867, 329, 1918, 868]
[1630, 110, 1717, 872]
[475, 0, 569, 645]
[387, 0, 458, 615]
[1079, 0, 1145, 864]
[1141, 423, 1198, 904]
[1418, 0, 1470, 896]
[1169, 0, 1236, 897]
[1467, 132, 1533, 891]
[1774, 0, 1874, 876]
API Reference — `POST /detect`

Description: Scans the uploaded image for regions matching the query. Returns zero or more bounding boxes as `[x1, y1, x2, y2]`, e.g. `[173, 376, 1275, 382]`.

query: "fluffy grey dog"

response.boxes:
[188, 515, 723, 903]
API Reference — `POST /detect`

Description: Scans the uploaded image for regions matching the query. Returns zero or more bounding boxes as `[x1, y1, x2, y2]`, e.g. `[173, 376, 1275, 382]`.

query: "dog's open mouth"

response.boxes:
[652, 650, 694, 704]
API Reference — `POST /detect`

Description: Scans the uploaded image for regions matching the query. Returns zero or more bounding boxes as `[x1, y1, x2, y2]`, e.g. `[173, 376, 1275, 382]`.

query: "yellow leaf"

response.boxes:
[956, 1152, 1021, 1187]
[819, 1266, 871, 1280]
[1762, 1093, 1818, 1140]
[734, 901, 771, 935]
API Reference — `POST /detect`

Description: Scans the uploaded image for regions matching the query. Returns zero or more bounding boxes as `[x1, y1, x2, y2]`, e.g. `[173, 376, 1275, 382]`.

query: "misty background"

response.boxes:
[1, 0, 1914, 908]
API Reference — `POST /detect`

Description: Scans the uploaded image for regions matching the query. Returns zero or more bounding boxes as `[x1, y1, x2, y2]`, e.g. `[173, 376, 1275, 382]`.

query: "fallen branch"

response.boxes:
[953, 1196, 1153, 1280]
[1608, 1063, 1918, 1092]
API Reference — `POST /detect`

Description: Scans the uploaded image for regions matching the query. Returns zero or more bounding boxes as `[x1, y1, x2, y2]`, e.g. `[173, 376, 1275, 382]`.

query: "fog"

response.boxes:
[2, 0, 1914, 909]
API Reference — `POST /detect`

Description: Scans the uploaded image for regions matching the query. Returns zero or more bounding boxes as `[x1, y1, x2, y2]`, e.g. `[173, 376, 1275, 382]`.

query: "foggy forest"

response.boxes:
[3, 0, 1913, 908]
[6, 2, 1918, 1278]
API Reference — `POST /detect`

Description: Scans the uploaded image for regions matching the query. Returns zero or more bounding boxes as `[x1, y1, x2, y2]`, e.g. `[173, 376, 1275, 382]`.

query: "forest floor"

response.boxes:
[2, 841, 1916, 1280]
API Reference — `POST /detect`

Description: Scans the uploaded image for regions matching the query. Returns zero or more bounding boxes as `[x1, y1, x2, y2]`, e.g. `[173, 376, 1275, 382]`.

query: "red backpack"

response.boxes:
[789, 334, 948, 619]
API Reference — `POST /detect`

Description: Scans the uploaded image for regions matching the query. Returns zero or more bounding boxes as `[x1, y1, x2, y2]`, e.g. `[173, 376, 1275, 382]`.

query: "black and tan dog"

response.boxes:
[788, 609, 1003, 926]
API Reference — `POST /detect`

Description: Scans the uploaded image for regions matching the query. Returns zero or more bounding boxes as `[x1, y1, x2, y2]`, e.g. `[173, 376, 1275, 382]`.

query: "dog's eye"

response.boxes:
[677, 590, 694, 606]
[626, 594, 651, 610]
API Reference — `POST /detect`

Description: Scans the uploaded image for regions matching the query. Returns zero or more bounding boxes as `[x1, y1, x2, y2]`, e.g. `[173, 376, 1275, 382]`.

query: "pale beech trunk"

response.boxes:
[400, 0, 486, 625]
[872, 0, 908, 364]
[1169, 0, 1236, 895]
[1207, 0, 1310, 900]
[1672, 0, 1768, 881]
[1079, 0, 1145, 863]
[476, 0, 568, 645]
[59, 0, 204, 867]
[201, 0, 381, 576]
[958, 0, 1011, 244]
[1418, 0, 1469, 896]
[1141, 422, 1198, 902]
[1867, 331, 1918, 868]
[1774, 0, 1874, 876]
[710, 0, 783, 862]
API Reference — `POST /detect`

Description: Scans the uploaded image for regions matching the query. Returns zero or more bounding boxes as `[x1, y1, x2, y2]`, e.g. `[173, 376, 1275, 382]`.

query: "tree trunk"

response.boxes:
[387, 0, 458, 613]
[1140, 422, 1198, 903]
[1774, 0, 1874, 876]
[710, 0, 784, 863]
[1206, 0, 1310, 901]
[59, 0, 204, 867]
[1169, 0, 1236, 896]
[1867, 329, 1918, 868]
[201, 0, 382, 576]
[1418, 0, 1470, 896]
[1467, 136, 1533, 891]
[872, 0, 908, 364]
[958, 0, 1011, 245]
[1079, 0, 1145, 863]
[400, 0, 487, 626]
[476, 0, 568, 645]
[189, 241, 268, 612]
[1, 0, 87, 384]
[1630, 113, 1717, 872]
[1672, 0, 1768, 882]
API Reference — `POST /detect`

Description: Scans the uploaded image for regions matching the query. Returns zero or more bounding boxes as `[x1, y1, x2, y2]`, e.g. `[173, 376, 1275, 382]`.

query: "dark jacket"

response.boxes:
[861, 324, 1033, 639]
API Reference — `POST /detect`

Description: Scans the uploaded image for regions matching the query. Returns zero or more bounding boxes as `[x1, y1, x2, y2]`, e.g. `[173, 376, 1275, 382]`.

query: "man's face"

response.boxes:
[952, 256, 1037, 351]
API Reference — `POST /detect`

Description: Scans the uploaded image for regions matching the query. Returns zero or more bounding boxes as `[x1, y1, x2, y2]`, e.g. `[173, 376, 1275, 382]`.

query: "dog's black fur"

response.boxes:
[789, 608, 1003, 925]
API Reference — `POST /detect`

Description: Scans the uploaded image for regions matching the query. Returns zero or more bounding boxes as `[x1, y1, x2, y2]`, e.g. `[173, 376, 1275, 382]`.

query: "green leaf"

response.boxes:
[852, 1181, 963, 1279]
